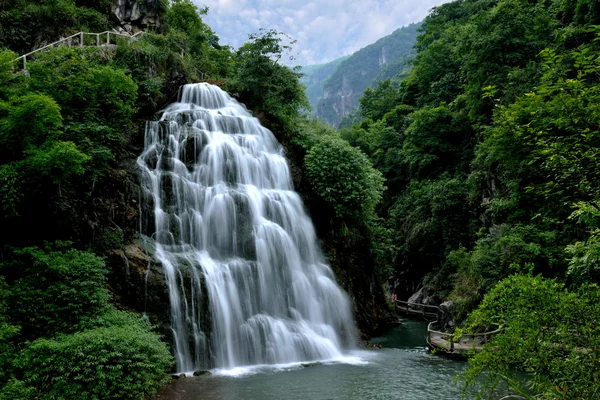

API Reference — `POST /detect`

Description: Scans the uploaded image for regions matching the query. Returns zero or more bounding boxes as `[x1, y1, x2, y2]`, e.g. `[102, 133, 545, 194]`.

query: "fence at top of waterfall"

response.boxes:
[12, 31, 209, 81]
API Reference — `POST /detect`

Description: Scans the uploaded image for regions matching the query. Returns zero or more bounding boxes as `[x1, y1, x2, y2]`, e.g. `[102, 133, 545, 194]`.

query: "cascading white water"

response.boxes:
[138, 83, 356, 372]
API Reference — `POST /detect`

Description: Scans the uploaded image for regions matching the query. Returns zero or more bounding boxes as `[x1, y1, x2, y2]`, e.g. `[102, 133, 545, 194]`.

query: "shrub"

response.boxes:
[305, 134, 384, 222]
[0, 379, 36, 400]
[0, 277, 20, 386]
[3, 244, 110, 338]
[15, 311, 173, 400]
[459, 275, 600, 399]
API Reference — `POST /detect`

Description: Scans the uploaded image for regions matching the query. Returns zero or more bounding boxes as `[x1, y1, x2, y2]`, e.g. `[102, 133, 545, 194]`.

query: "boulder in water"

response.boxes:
[193, 370, 212, 377]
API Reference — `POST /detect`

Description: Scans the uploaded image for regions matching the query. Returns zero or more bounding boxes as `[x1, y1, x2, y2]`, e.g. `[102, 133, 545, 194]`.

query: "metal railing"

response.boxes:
[12, 30, 212, 84]
[394, 300, 440, 321]
[394, 299, 500, 354]
[13, 31, 146, 70]
[427, 321, 501, 353]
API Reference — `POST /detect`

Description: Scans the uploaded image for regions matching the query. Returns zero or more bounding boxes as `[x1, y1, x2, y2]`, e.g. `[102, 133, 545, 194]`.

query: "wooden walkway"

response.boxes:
[394, 299, 500, 356]
[395, 300, 439, 321]
[426, 322, 501, 356]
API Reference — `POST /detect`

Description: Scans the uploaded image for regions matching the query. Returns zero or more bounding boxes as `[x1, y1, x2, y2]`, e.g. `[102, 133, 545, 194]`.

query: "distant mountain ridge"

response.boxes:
[300, 56, 349, 116]
[300, 22, 421, 127]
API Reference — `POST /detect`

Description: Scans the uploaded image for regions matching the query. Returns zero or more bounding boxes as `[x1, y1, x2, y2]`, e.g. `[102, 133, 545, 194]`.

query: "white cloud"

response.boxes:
[196, 0, 453, 65]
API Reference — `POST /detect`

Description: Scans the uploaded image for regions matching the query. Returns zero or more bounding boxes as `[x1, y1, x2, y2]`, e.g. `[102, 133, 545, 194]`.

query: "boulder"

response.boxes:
[407, 287, 442, 306]
[193, 370, 212, 377]
[407, 287, 423, 304]
[437, 301, 455, 331]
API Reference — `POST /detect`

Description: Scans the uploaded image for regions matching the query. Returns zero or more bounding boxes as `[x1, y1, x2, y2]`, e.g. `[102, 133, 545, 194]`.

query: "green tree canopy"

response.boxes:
[305, 134, 384, 223]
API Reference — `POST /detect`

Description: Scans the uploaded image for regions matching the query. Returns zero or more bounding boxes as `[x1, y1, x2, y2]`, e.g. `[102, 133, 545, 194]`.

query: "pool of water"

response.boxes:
[158, 320, 473, 400]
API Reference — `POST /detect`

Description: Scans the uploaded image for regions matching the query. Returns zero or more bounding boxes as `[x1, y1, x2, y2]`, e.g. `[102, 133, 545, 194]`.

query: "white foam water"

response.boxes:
[138, 83, 357, 372]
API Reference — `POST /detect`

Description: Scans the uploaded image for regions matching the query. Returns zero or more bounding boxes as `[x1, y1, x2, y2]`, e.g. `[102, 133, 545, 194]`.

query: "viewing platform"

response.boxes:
[394, 300, 500, 356]
[426, 322, 500, 356]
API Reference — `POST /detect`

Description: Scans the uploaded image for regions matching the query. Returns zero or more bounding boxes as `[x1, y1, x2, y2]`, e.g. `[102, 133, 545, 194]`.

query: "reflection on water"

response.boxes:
[159, 320, 475, 400]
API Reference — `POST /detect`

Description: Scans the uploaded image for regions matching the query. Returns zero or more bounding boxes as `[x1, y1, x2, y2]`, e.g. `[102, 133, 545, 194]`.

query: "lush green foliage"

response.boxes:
[227, 29, 309, 128]
[338, 0, 600, 392]
[0, 277, 20, 386]
[1, 244, 110, 338]
[459, 275, 600, 399]
[0, 0, 111, 54]
[15, 311, 173, 400]
[0, 246, 173, 399]
[305, 134, 384, 222]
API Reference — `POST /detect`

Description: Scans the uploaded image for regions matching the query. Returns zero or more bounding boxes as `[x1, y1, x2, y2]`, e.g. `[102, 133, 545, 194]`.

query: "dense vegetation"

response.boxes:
[0, 0, 242, 397]
[0, 0, 387, 397]
[336, 0, 600, 396]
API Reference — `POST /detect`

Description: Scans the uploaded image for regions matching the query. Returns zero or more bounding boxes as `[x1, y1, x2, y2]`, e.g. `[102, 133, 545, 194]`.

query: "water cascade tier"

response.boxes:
[138, 83, 356, 372]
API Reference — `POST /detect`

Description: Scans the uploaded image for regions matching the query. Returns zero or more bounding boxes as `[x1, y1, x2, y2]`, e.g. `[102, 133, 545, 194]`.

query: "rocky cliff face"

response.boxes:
[112, 0, 162, 31]
[313, 23, 420, 127]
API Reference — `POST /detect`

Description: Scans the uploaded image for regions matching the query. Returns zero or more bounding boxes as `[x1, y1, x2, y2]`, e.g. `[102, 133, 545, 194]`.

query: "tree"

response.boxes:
[304, 134, 384, 223]
[228, 29, 309, 126]
[459, 275, 600, 399]
[359, 79, 402, 121]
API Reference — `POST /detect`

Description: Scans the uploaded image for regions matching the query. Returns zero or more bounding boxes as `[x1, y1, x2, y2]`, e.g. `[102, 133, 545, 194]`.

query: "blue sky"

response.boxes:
[195, 0, 453, 66]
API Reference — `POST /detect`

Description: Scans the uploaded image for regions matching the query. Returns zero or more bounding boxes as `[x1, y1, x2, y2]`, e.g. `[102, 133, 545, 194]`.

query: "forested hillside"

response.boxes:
[299, 56, 348, 116]
[339, 0, 600, 396]
[308, 23, 420, 126]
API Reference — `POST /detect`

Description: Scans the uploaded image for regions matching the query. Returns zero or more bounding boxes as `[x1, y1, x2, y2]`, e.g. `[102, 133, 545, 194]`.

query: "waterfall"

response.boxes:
[138, 83, 356, 372]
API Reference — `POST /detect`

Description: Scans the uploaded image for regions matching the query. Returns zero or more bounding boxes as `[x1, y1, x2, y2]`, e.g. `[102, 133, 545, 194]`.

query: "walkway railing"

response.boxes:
[394, 299, 500, 355]
[395, 300, 439, 321]
[13, 31, 144, 70]
[12, 30, 209, 80]
[427, 321, 501, 355]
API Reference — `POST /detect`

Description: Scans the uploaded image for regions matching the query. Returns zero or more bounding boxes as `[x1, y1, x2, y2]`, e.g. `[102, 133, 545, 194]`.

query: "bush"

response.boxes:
[0, 93, 63, 161]
[0, 277, 20, 386]
[444, 224, 559, 319]
[15, 311, 173, 400]
[305, 134, 384, 222]
[28, 50, 137, 130]
[0, 379, 36, 400]
[459, 275, 600, 399]
[3, 244, 110, 338]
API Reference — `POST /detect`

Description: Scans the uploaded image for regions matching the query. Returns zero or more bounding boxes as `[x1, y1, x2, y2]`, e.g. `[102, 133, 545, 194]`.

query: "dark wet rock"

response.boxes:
[437, 301, 455, 331]
[407, 288, 423, 304]
[105, 240, 171, 339]
[407, 287, 442, 306]
[300, 362, 323, 368]
[112, 0, 163, 30]
[193, 370, 212, 376]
